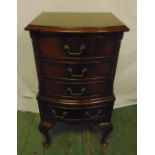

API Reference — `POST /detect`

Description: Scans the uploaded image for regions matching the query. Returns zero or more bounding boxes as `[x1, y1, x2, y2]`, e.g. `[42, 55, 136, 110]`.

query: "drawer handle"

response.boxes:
[85, 111, 90, 117]
[64, 44, 86, 56]
[67, 67, 88, 78]
[67, 87, 86, 96]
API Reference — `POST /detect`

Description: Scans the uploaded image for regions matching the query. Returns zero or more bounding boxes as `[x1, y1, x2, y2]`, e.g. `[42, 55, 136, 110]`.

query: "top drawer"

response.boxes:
[38, 35, 115, 58]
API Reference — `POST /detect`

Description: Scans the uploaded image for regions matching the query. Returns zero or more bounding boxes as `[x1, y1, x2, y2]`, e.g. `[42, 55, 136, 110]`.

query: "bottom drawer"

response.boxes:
[38, 101, 114, 123]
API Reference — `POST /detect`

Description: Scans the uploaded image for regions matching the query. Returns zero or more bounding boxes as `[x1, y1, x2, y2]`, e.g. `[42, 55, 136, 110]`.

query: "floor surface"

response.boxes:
[17, 105, 137, 155]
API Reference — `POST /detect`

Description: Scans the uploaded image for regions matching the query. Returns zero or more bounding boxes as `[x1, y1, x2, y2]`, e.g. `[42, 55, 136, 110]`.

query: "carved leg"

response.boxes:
[100, 122, 113, 148]
[38, 122, 54, 148]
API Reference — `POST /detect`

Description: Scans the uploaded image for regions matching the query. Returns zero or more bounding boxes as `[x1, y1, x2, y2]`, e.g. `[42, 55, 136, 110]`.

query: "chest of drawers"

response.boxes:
[25, 12, 129, 148]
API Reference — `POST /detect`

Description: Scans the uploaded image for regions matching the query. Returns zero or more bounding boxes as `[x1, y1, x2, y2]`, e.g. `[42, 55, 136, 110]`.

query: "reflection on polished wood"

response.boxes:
[25, 12, 129, 147]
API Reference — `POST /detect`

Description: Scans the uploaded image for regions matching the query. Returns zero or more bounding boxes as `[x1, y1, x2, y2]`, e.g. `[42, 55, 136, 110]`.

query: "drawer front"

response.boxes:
[38, 36, 114, 58]
[38, 101, 114, 122]
[41, 60, 112, 79]
[40, 80, 112, 98]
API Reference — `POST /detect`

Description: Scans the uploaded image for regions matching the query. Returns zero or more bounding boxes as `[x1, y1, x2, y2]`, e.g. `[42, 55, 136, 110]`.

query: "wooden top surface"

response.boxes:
[25, 12, 129, 33]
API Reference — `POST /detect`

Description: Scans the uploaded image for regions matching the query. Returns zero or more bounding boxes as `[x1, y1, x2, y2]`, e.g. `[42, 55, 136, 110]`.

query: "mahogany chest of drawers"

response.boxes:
[25, 12, 129, 148]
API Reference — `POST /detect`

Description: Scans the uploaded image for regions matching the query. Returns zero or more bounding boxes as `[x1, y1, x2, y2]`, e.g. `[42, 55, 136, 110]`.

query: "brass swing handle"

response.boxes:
[67, 87, 86, 96]
[64, 44, 86, 56]
[67, 67, 88, 78]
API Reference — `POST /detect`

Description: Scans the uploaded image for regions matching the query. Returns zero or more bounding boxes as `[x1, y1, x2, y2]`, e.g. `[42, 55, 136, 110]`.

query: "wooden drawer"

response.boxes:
[41, 60, 112, 79]
[40, 80, 112, 99]
[38, 35, 115, 58]
[38, 101, 114, 122]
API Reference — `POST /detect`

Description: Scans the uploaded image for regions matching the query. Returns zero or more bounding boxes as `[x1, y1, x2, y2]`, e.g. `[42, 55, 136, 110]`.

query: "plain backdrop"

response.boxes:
[17, 0, 137, 113]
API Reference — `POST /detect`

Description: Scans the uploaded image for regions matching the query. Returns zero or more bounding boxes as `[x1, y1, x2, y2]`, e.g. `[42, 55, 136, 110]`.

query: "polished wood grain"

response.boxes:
[40, 60, 112, 80]
[38, 122, 54, 148]
[38, 100, 114, 123]
[38, 35, 115, 58]
[39, 80, 112, 99]
[25, 12, 129, 33]
[25, 12, 129, 147]
[37, 94, 115, 107]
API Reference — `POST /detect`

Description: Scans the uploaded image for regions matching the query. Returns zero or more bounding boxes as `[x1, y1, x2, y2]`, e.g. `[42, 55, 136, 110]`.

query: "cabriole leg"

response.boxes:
[38, 122, 54, 148]
[100, 122, 113, 148]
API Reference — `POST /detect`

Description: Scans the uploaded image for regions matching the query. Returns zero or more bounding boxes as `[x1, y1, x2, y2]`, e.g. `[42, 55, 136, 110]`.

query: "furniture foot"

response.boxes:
[38, 122, 54, 148]
[100, 122, 113, 148]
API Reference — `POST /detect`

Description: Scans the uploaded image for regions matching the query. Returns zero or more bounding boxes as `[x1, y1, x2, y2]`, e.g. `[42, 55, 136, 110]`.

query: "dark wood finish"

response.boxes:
[25, 12, 129, 147]
[38, 122, 54, 148]
[38, 35, 115, 58]
[41, 60, 112, 80]
[37, 94, 115, 107]
[40, 80, 112, 99]
[25, 12, 129, 33]
[100, 122, 113, 147]
[38, 100, 114, 123]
